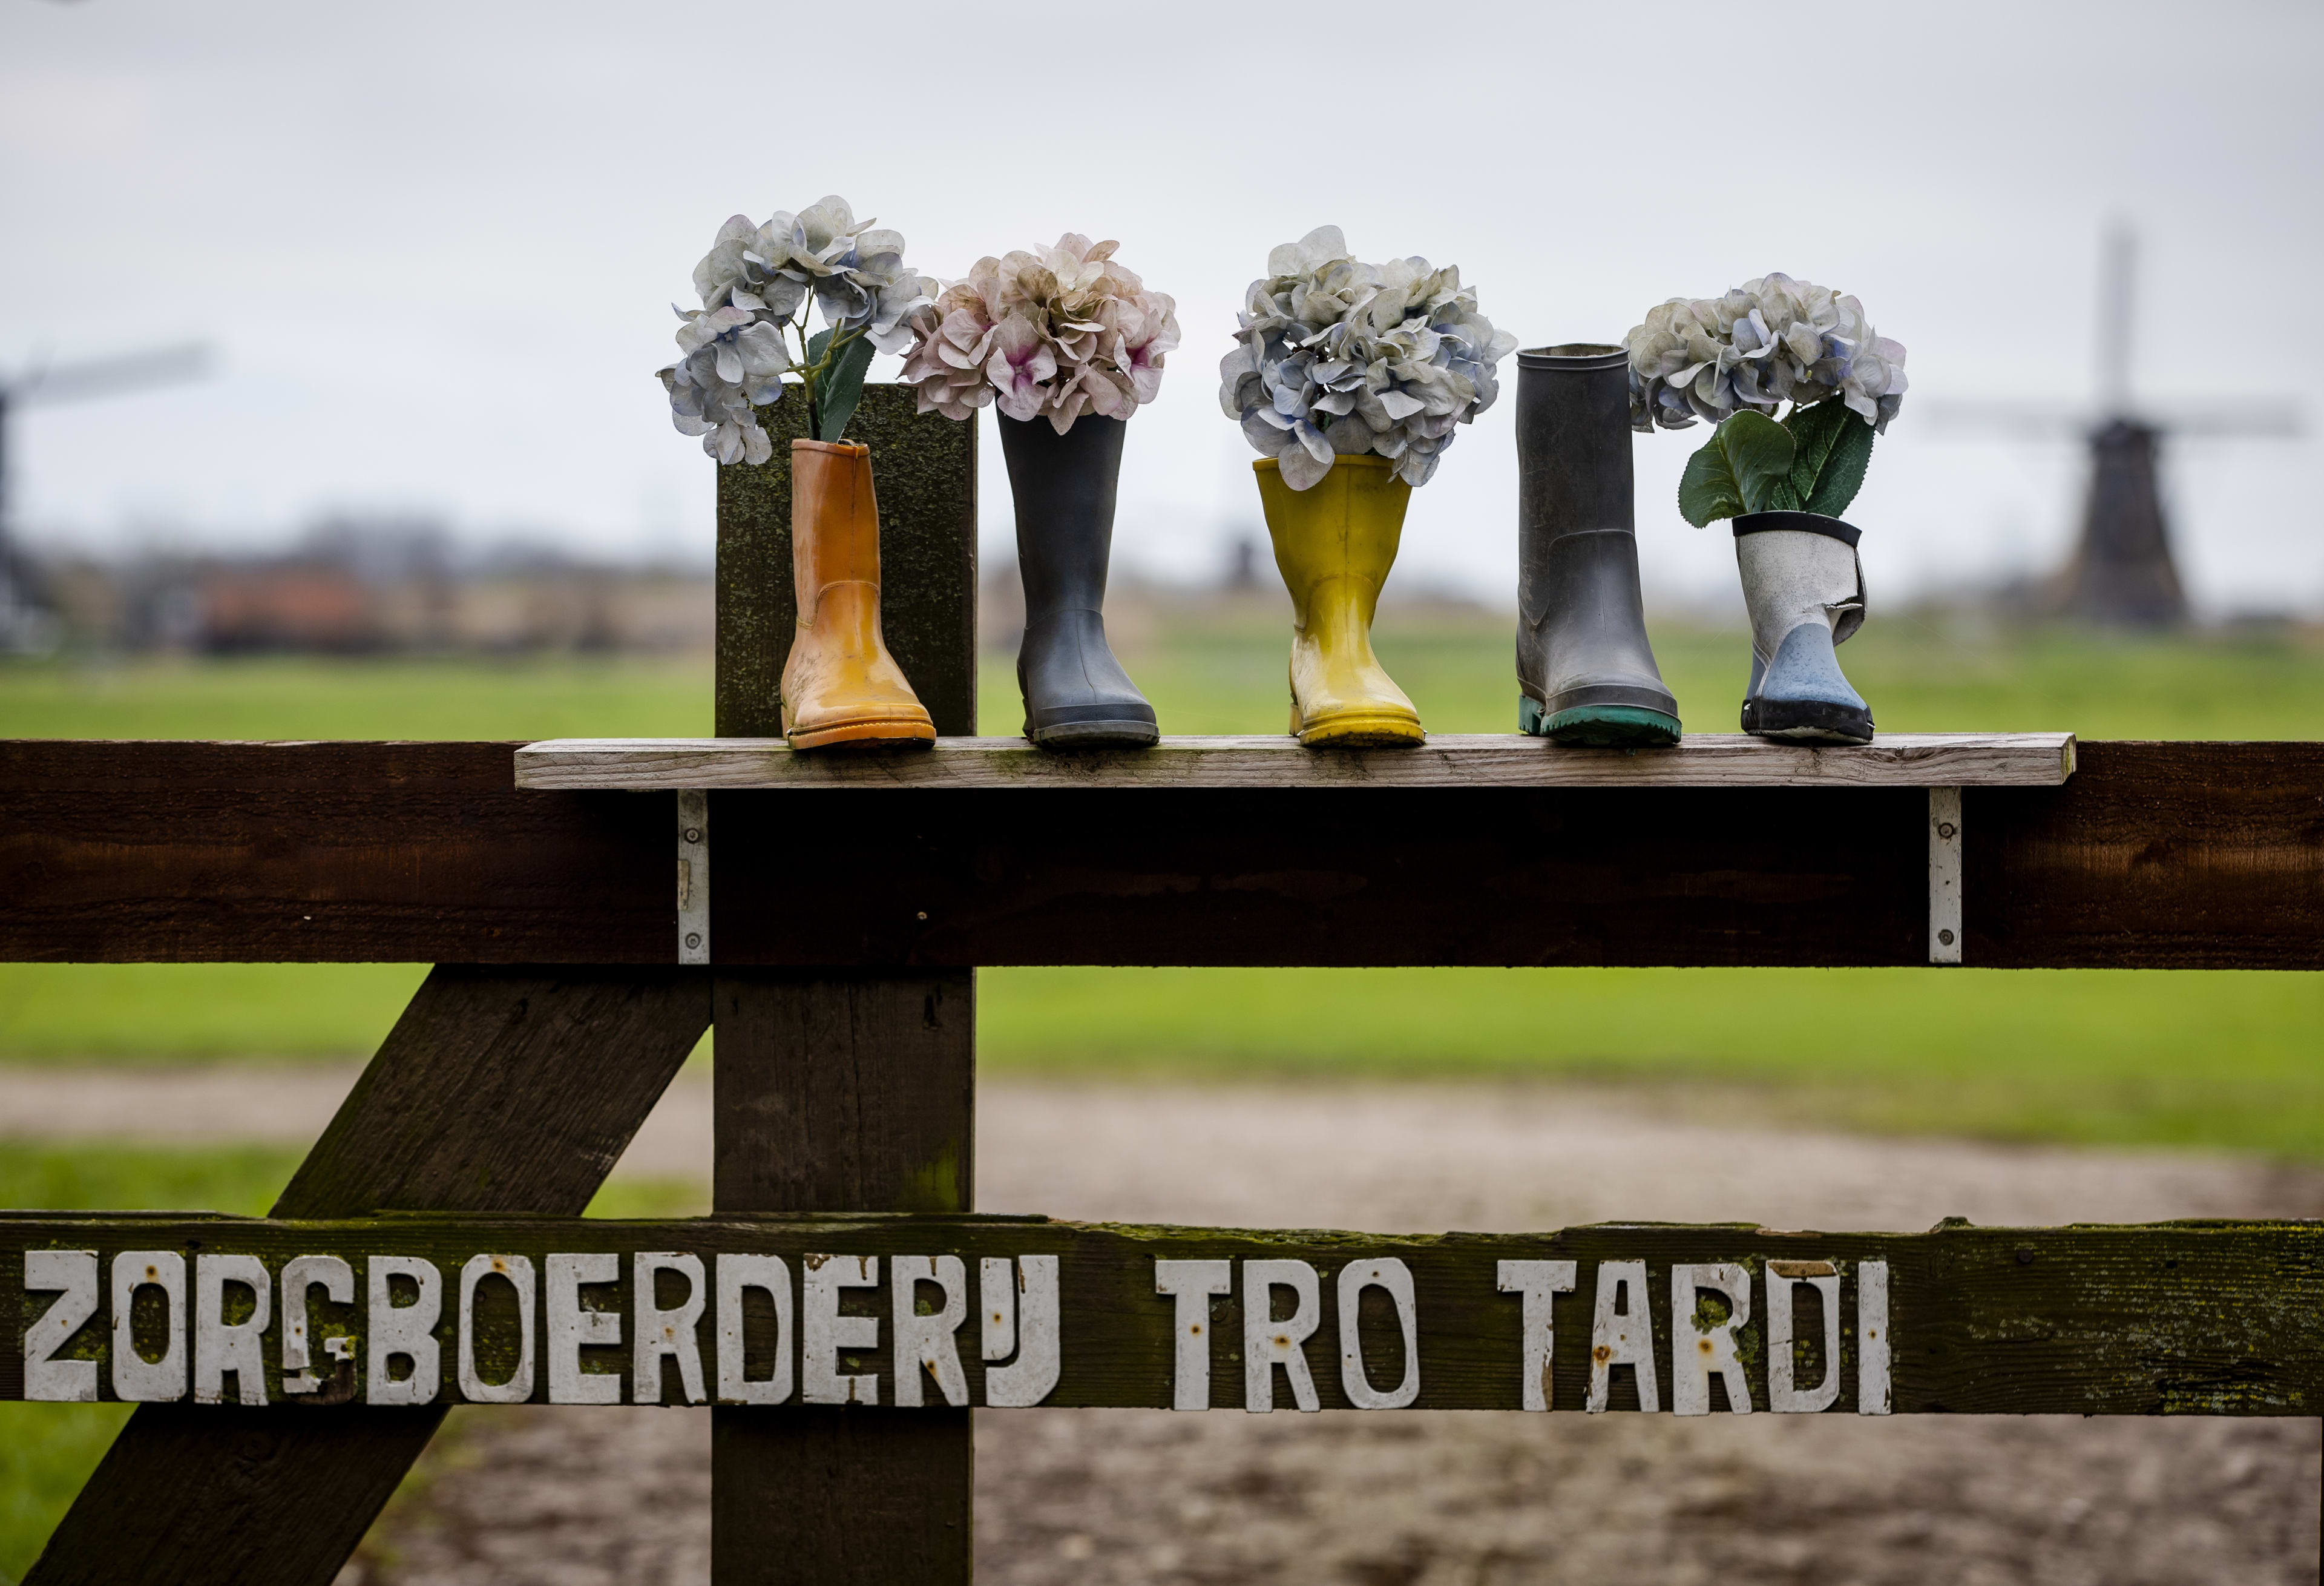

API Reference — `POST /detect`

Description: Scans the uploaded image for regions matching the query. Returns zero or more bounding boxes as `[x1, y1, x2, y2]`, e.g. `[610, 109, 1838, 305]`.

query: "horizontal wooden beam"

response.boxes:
[514, 732, 2079, 791]
[2, 740, 2317, 968]
[6, 1214, 2317, 1416]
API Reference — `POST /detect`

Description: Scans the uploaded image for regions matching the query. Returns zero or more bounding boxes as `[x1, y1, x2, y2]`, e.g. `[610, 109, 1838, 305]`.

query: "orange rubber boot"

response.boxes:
[780, 439, 937, 750]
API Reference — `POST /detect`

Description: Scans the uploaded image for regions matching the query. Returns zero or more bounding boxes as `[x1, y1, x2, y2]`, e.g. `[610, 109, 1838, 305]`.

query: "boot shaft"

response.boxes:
[999, 414, 1124, 619]
[1733, 514, 1865, 671]
[1255, 455, 1410, 635]
[1517, 344, 1634, 555]
[790, 439, 881, 613]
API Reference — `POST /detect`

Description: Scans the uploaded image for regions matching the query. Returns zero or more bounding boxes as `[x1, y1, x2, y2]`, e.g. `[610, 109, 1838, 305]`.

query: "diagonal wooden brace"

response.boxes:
[22, 965, 711, 1586]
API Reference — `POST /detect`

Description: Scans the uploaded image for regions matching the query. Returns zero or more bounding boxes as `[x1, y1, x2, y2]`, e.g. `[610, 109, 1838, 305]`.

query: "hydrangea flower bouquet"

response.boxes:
[658, 197, 933, 465]
[901, 235, 1181, 749]
[1219, 226, 1517, 492]
[1626, 273, 1906, 527]
[1626, 275, 1908, 745]
[1219, 227, 1516, 747]
[900, 233, 1178, 432]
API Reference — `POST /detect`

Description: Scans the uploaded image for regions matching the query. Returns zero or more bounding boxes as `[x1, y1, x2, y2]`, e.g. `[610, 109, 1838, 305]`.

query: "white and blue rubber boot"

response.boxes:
[1733, 511, 1872, 745]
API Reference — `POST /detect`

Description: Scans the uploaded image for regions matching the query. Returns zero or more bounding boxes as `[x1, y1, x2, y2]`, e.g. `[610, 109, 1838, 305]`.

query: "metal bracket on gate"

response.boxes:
[678, 789, 709, 966]
[1928, 787, 1962, 966]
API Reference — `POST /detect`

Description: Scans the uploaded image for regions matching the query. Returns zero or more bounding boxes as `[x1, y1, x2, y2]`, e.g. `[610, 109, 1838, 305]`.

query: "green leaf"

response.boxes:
[1782, 398, 1852, 504]
[1678, 410, 1797, 525]
[816, 334, 876, 443]
[1677, 438, 1744, 527]
[1802, 406, 1876, 518]
[1719, 410, 1796, 515]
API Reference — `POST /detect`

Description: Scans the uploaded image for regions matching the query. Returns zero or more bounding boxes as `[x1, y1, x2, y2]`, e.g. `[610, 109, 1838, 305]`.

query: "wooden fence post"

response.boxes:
[711, 385, 979, 1585]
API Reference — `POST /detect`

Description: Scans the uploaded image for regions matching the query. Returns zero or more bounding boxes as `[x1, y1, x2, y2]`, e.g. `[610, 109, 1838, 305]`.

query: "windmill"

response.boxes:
[0, 343, 212, 650]
[1935, 225, 2298, 625]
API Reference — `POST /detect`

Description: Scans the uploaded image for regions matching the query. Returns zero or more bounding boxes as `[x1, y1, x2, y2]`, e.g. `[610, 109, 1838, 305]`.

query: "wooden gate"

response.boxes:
[4, 387, 2321, 1584]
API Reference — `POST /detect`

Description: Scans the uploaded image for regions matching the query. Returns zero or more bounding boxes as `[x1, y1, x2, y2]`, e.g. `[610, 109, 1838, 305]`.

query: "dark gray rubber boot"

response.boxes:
[1515, 344, 1681, 746]
[997, 413, 1160, 748]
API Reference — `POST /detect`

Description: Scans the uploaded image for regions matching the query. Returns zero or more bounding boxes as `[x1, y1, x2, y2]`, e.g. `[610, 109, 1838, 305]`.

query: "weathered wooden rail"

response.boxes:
[12, 1215, 2322, 1416]
[4, 735, 2320, 969]
[5, 387, 2321, 1585]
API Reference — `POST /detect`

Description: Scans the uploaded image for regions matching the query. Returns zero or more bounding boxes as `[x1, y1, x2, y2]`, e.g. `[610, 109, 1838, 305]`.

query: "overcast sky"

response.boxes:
[4, 0, 2318, 614]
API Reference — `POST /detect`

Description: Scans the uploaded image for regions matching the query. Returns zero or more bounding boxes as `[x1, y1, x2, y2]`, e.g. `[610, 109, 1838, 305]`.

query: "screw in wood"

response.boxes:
[684, 828, 703, 844]
[1938, 929, 1955, 946]
[684, 932, 703, 950]
[1938, 822, 1957, 839]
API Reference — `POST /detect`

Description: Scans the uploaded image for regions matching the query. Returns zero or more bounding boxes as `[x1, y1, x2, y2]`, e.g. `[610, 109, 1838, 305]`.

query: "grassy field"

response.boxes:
[2, 617, 2320, 1159]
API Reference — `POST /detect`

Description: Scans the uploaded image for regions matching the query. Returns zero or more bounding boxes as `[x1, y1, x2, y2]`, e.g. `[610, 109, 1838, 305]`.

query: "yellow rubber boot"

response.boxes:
[780, 439, 937, 750]
[1256, 455, 1425, 747]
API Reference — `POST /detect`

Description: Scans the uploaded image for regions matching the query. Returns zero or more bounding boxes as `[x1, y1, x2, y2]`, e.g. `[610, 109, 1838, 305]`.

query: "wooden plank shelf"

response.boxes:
[515, 731, 2078, 792]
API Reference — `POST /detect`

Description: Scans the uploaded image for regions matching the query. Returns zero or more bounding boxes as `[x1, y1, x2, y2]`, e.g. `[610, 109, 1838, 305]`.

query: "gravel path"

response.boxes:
[5, 1067, 2316, 1582]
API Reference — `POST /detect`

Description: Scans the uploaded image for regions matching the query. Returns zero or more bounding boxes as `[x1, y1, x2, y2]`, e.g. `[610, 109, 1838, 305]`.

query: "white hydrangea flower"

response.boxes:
[658, 198, 934, 461]
[1218, 226, 1517, 490]
[656, 304, 791, 465]
[899, 234, 1181, 433]
[1625, 273, 1907, 434]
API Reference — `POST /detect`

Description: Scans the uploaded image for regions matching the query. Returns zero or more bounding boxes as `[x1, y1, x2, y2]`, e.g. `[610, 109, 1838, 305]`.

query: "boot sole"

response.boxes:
[1529, 700, 1681, 748]
[786, 717, 937, 751]
[1027, 719, 1161, 749]
[1296, 711, 1426, 748]
[1741, 697, 1874, 745]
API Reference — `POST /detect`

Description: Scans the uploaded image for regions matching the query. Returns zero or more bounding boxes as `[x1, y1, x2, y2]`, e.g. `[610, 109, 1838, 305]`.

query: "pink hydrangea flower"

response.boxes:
[902, 235, 1180, 433]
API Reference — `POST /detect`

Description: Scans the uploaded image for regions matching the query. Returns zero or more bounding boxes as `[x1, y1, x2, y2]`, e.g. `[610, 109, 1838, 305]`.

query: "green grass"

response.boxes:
[1, 622, 2319, 1157]
[0, 654, 712, 741]
[982, 966, 2324, 1157]
[1084, 605, 2324, 740]
[0, 964, 427, 1062]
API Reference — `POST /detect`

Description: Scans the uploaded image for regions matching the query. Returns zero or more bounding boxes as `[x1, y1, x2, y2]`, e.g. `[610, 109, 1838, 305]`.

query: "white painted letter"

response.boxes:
[546, 1252, 622, 1404]
[111, 1250, 187, 1402]
[1858, 1259, 1891, 1415]
[1338, 1258, 1420, 1410]
[985, 1255, 1060, 1407]
[280, 1255, 353, 1395]
[1243, 1259, 1321, 1413]
[716, 1254, 793, 1406]
[23, 1250, 98, 1403]
[194, 1254, 271, 1405]
[980, 1257, 1014, 1361]
[367, 1256, 441, 1406]
[456, 1254, 536, 1404]
[801, 1254, 878, 1405]
[1671, 1263, 1753, 1415]
[632, 1252, 707, 1405]
[1154, 1258, 1232, 1411]
[1496, 1259, 1577, 1412]
[1767, 1260, 1840, 1413]
[891, 1255, 969, 1408]
[1587, 1260, 1658, 1413]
